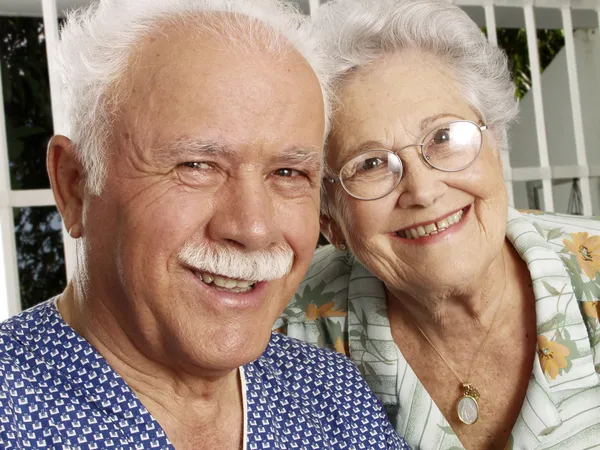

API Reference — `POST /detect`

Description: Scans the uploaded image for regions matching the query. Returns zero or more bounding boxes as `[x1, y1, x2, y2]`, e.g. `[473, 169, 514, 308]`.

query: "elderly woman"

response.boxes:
[276, 0, 600, 448]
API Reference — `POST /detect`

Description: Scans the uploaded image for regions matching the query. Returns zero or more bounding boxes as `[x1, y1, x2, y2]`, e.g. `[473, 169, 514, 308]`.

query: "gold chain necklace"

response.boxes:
[411, 252, 507, 425]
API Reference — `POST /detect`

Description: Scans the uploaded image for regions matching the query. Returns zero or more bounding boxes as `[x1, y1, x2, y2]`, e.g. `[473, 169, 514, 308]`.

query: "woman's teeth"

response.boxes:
[399, 209, 464, 239]
[195, 271, 257, 292]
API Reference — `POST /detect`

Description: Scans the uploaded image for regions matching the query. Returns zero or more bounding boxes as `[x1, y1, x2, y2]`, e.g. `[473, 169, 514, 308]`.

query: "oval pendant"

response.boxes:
[457, 395, 479, 425]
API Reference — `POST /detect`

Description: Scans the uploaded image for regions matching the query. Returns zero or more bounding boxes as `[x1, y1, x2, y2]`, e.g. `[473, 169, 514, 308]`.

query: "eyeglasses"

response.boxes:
[325, 120, 487, 201]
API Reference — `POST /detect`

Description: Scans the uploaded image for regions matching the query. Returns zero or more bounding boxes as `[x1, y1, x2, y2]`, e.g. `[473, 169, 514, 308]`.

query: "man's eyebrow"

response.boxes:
[154, 139, 235, 163]
[272, 147, 323, 171]
[153, 140, 322, 170]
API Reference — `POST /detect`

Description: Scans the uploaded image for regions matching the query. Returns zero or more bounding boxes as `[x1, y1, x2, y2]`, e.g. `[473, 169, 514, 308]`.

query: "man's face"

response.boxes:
[81, 26, 325, 373]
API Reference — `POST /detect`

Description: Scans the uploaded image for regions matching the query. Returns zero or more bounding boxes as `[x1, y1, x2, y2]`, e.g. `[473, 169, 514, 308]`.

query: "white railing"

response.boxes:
[0, 0, 598, 319]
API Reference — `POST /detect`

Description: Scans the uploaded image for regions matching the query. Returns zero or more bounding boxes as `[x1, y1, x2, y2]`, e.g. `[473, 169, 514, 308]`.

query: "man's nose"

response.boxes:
[208, 175, 276, 251]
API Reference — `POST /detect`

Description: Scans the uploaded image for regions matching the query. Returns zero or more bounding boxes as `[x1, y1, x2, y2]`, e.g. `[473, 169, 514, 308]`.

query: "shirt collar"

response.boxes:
[346, 258, 400, 405]
[507, 207, 598, 394]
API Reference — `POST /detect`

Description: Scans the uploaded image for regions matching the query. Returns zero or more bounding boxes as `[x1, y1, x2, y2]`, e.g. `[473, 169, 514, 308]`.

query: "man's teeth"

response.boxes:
[400, 209, 464, 239]
[196, 272, 257, 292]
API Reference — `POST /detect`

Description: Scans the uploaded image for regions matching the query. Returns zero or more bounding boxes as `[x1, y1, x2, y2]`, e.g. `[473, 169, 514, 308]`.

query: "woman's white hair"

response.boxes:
[57, 0, 331, 195]
[313, 0, 518, 163]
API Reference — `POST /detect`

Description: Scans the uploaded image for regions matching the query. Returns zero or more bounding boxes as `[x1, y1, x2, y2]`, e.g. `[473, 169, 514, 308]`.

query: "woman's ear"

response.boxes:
[320, 214, 346, 249]
[47, 135, 85, 239]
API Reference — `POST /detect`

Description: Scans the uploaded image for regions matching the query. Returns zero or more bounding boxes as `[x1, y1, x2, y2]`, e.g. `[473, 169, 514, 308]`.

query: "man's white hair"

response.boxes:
[311, 0, 518, 217]
[57, 0, 331, 195]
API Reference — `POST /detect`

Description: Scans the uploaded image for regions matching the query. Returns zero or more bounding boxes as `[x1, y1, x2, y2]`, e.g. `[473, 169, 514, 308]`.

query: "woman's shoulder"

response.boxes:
[275, 245, 354, 353]
[295, 245, 356, 307]
[303, 244, 355, 279]
[516, 209, 600, 234]
[513, 209, 600, 378]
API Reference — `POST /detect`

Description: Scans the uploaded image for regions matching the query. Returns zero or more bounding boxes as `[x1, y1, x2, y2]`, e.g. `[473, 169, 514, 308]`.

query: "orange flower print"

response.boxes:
[306, 302, 346, 321]
[563, 232, 600, 279]
[582, 301, 600, 320]
[334, 337, 349, 355]
[538, 335, 570, 380]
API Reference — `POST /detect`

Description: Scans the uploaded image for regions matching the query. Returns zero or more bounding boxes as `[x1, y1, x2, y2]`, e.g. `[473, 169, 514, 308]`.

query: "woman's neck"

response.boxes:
[386, 242, 510, 340]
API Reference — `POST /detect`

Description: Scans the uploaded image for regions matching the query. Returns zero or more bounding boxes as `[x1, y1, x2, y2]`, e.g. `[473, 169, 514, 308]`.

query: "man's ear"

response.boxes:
[47, 135, 85, 239]
[320, 214, 346, 248]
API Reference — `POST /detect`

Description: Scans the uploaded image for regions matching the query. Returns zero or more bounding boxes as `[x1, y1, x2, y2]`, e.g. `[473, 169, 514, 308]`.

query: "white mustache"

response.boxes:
[178, 241, 294, 281]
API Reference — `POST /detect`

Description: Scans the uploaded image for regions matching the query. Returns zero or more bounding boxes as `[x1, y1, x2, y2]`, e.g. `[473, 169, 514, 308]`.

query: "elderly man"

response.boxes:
[0, 0, 408, 449]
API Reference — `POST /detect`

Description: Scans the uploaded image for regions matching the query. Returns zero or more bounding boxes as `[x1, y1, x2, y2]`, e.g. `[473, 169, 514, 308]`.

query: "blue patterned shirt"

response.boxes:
[0, 300, 408, 449]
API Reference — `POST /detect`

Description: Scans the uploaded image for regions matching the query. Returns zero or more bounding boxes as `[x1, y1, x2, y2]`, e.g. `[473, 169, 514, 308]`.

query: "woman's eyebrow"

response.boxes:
[347, 140, 387, 155]
[345, 115, 468, 156]
[420, 113, 466, 131]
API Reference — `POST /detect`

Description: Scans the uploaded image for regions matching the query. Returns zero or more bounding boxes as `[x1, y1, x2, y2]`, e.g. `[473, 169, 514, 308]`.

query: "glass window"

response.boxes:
[14, 206, 65, 310]
[0, 17, 53, 190]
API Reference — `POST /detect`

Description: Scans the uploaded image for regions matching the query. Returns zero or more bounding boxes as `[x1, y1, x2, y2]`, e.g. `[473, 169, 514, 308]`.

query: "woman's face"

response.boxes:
[324, 50, 508, 293]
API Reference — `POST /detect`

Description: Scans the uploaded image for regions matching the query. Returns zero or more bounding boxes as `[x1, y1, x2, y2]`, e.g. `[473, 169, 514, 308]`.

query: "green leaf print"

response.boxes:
[349, 329, 362, 338]
[363, 361, 378, 378]
[282, 281, 336, 319]
[555, 329, 580, 373]
[547, 228, 563, 241]
[538, 313, 566, 334]
[542, 281, 561, 297]
[533, 222, 545, 238]
[562, 255, 586, 300]
[590, 331, 600, 348]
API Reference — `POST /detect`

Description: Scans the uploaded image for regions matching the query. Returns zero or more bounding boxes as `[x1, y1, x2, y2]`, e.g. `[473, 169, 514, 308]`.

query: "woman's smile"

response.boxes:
[394, 205, 471, 240]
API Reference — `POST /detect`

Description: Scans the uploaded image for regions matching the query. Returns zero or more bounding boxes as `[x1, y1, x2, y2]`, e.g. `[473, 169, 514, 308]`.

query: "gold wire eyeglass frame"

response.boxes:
[324, 120, 488, 201]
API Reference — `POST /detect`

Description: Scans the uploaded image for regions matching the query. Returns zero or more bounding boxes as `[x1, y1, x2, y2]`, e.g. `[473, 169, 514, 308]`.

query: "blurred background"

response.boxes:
[0, 0, 598, 316]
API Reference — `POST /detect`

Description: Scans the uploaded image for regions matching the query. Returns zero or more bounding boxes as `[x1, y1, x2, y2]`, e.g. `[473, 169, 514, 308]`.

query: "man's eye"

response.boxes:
[274, 168, 304, 177]
[182, 162, 212, 170]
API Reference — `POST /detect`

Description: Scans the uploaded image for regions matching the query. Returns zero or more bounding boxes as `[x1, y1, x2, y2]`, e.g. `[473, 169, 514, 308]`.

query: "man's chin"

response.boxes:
[182, 325, 274, 374]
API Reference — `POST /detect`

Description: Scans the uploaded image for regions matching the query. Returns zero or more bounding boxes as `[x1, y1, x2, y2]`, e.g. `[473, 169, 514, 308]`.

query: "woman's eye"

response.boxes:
[432, 129, 451, 145]
[359, 157, 384, 171]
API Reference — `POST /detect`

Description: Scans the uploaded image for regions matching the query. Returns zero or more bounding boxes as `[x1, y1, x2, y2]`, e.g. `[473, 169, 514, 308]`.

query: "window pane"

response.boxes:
[513, 180, 546, 212]
[0, 17, 53, 190]
[14, 206, 66, 310]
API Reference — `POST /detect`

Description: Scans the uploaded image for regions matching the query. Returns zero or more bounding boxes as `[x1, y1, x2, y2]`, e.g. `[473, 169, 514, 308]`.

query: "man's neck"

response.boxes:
[57, 283, 244, 450]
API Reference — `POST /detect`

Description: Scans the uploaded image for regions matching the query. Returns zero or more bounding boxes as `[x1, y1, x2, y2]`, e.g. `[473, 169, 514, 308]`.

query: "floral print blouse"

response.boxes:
[275, 208, 600, 450]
